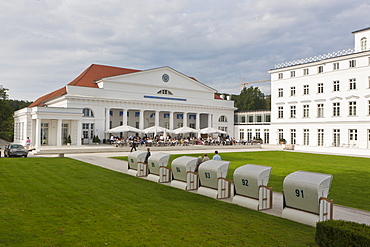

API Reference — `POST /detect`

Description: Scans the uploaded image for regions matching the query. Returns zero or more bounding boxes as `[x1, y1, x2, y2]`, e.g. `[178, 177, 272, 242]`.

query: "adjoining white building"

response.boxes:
[234, 110, 271, 143]
[14, 65, 235, 148]
[267, 27, 370, 149]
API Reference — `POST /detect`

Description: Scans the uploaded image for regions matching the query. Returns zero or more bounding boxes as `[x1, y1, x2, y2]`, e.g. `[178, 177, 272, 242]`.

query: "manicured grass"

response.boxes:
[117, 150, 370, 211]
[0, 158, 316, 246]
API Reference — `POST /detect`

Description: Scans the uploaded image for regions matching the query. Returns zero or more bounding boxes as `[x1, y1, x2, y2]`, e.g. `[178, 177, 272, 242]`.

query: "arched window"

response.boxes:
[157, 89, 173, 95]
[82, 108, 94, 117]
[361, 37, 367, 51]
[218, 115, 227, 122]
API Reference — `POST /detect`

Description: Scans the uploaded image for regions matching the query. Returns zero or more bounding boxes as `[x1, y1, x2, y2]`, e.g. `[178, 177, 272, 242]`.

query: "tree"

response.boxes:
[233, 86, 266, 111]
[0, 85, 13, 136]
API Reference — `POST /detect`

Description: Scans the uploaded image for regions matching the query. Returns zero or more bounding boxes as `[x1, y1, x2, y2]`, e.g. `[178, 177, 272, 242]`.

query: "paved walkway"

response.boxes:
[63, 148, 370, 227]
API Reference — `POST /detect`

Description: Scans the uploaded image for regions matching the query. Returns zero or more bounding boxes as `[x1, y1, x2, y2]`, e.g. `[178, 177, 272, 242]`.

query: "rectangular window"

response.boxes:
[333, 102, 340, 117]
[349, 78, 356, 90]
[349, 59, 356, 68]
[303, 85, 309, 95]
[349, 101, 357, 116]
[290, 105, 296, 118]
[265, 114, 271, 122]
[278, 88, 283, 97]
[255, 129, 261, 139]
[333, 80, 340, 92]
[278, 73, 283, 79]
[333, 129, 340, 147]
[264, 129, 269, 144]
[109, 110, 113, 116]
[318, 66, 324, 73]
[318, 129, 324, 146]
[278, 106, 284, 119]
[303, 105, 309, 118]
[240, 131, 245, 140]
[83, 123, 89, 129]
[303, 68, 309, 75]
[318, 83, 323, 93]
[317, 103, 324, 118]
[303, 129, 309, 145]
[278, 129, 284, 141]
[290, 71, 295, 78]
[290, 129, 296, 144]
[247, 129, 252, 140]
[349, 129, 357, 141]
[333, 62, 339, 70]
[290, 86, 296, 96]
[240, 116, 246, 123]
[256, 115, 262, 122]
[248, 115, 254, 123]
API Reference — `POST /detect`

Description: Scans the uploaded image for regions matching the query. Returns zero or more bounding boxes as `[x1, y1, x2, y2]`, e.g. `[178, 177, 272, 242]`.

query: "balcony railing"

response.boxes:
[274, 48, 355, 69]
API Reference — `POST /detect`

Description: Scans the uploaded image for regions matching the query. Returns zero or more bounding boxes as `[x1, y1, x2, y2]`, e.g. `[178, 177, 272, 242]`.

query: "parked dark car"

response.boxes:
[4, 144, 28, 158]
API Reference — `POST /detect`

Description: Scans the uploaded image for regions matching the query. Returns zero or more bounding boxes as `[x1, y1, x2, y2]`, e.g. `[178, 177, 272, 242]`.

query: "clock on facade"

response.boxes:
[162, 74, 170, 82]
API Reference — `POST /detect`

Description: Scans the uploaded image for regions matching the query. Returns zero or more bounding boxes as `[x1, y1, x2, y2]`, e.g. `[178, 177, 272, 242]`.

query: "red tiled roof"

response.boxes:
[29, 64, 141, 107]
[214, 94, 223, 100]
[28, 87, 67, 107]
[68, 64, 141, 88]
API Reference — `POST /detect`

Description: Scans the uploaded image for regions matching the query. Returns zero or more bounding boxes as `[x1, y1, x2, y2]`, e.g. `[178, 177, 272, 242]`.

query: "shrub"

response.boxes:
[315, 220, 370, 246]
[0, 131, 13, 142]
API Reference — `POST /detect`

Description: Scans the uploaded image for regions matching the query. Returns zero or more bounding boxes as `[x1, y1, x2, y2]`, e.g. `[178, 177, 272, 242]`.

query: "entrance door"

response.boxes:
[62, 123, 69, 144]
[41, 123, 49, 145]
[349, 129, 358, 147]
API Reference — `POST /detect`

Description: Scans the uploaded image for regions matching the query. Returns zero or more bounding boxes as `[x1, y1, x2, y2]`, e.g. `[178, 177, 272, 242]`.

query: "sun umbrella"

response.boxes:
[106, 125, 142, 133]
[142, 126, 174, 134]
[200, 127, 225, 134]
[173, 126, 198, 134]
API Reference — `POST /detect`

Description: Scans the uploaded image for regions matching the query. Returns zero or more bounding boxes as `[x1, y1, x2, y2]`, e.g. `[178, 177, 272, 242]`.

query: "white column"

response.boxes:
[169, 111, 174, 130]
[105, 108, 110, 139]
[183, 112, 187, 127]
[35, 118, 41, 148]
[208, 113, 212, 127]
[139, 110, 144, 129]
[77, 120, 82, 146]
[122, 109, 128, 125]
[196, 113, 200, 130]
[56, 119, 62, 146]
[155, 110, 160, 126]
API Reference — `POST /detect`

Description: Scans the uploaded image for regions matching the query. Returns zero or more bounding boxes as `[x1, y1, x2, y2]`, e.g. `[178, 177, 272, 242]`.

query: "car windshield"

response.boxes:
[10, 144, 24, 149]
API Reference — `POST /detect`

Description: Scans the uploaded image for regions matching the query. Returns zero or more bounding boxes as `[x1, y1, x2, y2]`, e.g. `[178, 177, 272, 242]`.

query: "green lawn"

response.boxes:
[0, 158, 316, 246]
[117, 150, 370, 211]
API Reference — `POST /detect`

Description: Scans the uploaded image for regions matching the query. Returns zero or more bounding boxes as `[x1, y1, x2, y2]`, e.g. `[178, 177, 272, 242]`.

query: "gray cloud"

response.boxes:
[1, 0, 370, 100]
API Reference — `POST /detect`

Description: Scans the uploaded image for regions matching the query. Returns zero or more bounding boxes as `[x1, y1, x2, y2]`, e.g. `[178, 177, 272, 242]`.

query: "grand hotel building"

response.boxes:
[13, 65, 235, 148]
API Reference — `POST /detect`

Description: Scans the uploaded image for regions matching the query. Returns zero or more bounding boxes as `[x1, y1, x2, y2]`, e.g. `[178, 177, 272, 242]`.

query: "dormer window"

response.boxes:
[157, 89, 173, 95]
[361, 37, 367, 51]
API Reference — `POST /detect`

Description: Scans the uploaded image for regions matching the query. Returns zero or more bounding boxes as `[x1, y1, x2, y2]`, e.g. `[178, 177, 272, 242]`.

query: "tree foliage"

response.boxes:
[0, 85, 33, 138]
[232, 86, 268, 111]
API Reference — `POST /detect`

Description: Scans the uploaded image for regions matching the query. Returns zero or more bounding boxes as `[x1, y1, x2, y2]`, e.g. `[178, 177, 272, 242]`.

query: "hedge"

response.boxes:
[315, 220, 370, 246]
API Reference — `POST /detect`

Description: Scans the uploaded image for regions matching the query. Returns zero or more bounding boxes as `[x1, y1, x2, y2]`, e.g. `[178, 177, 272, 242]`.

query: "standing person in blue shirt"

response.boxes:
[212, 150, 221, 160]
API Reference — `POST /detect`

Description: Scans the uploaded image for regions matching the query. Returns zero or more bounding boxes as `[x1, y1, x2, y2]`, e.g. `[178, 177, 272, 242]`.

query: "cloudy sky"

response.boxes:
[1, 0, 370, 101]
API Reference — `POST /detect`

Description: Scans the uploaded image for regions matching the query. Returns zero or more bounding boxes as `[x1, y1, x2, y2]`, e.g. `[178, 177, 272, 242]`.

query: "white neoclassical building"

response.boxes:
[14, 65, 235, 148]
[267, 27, 370, 149]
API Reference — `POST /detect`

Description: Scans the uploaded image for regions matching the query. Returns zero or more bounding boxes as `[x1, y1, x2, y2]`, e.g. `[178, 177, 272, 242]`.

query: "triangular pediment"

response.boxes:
[98, 66, 216, 93]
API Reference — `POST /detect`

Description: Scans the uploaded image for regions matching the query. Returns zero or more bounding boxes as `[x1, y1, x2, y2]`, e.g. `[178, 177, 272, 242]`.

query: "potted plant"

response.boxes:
[93, 135, 101, 145]
[279, 138, 286, 144]
[67, 135, 71, 146]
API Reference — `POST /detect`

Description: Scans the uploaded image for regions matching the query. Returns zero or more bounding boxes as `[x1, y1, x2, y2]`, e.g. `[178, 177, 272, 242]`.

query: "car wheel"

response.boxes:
[24, 155, 27, 158]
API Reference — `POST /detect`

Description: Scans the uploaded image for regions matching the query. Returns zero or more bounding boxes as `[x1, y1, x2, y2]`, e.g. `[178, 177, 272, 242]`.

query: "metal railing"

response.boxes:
[274, 48, 355, 69]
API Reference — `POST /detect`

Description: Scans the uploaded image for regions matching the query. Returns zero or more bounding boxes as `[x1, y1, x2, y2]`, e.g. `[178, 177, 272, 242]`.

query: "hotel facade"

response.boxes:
[13, 65, 235, 148]
[234, 27, 370, 149]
